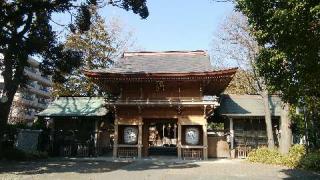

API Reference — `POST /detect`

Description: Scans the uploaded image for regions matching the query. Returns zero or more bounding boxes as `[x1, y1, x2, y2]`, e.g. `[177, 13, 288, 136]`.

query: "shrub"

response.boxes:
[247, 147, 285, 165]
[285, 144, 306, 168]
[300, 151, 320, 172]
[1, 147, 48, 161]
[247, 145, 320, 172]
[2, 147, 27, 161]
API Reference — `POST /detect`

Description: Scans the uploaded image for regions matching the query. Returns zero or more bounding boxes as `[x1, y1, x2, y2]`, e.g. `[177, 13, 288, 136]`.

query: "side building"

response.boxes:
[0, 57, 53, 125]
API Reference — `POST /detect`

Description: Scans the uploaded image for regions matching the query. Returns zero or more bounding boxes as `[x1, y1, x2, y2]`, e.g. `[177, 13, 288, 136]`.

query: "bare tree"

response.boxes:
[105, 17, 138, 61]
[54, 8, 138, 97]
[211, 12, 276, 149]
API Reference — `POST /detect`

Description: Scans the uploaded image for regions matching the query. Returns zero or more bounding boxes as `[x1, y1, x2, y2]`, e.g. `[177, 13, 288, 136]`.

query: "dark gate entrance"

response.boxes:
[143, 118, 178, 157]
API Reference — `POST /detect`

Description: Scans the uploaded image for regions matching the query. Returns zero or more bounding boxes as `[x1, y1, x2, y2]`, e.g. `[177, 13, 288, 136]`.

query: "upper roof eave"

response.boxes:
[83, 68, 238, 79]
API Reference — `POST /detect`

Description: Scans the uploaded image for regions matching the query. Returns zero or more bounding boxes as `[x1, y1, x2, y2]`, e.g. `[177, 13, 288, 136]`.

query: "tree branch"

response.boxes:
[17, 12, 33, 37]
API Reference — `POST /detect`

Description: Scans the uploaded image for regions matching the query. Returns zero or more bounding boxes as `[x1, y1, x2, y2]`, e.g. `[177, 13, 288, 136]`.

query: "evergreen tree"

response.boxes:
[235, 0, 320, 150]
[54, 8, 136, 97]
[0, 0, 148, 146]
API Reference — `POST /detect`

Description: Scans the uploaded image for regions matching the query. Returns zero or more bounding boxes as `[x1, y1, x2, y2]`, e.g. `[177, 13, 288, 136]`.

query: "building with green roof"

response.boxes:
[37, 50, 285, 159]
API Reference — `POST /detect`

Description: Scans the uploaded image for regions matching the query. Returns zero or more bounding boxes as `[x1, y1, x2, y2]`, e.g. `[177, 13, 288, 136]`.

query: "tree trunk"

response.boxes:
[0, 85, 17, 126]
[0, 88, 16, 154]
[0, 49, 26, 127]
[262, 90, 275, 149]
[0, 102, 10, 154]
[279, 102, 292, 154]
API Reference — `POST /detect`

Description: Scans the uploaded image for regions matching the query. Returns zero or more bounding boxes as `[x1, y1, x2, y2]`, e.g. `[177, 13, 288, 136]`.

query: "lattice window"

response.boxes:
[182, 148, 203, 160]
[76, 144, 89, 157]
[60, 145, 72, 157]
[117, 147, 138, 158]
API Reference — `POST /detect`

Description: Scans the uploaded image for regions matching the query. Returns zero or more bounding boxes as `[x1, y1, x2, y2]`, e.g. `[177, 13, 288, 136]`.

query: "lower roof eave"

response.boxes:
[220, 114, 281, 118]
[37, 114, 107, 118]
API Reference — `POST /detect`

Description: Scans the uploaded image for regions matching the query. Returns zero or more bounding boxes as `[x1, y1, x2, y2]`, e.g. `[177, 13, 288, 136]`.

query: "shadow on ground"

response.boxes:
[0, 158, 200, 175]
[0, 160, 129, 175]
[122, 160, 200, 171]
[279, 168, 320, 179]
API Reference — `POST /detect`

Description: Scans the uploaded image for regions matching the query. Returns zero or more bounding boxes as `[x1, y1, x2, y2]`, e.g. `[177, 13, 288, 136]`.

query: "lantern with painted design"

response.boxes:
[123, 126, 138, 144]
[185, 127, 200, 145]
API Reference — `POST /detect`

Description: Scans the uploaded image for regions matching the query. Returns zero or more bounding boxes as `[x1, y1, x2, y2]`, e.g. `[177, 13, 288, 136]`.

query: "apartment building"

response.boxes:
[0, 57, 53, 125]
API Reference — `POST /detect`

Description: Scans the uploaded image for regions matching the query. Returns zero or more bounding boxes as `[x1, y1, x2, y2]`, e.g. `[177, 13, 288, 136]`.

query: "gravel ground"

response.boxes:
[0, 158, 319, 180]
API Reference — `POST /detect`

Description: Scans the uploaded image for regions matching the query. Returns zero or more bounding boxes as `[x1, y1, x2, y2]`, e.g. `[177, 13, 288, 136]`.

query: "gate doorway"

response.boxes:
[143, 118, 178, 157]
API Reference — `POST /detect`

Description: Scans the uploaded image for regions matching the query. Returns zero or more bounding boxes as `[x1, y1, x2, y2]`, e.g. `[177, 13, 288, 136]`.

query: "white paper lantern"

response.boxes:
[185, 127, 200, 145]
[123, 126, 138, 144]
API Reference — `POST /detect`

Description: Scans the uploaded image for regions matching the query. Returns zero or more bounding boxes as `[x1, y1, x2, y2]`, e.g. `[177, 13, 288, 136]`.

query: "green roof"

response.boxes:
[37, 97, 107, 117]
[219, 95, 282, 117]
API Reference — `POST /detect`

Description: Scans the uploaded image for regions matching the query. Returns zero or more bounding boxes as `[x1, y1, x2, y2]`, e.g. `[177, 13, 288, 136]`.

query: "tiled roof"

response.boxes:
[37, 97, 107, 117]
[90, 50, 214, 74]
[219, 94, 282, 117]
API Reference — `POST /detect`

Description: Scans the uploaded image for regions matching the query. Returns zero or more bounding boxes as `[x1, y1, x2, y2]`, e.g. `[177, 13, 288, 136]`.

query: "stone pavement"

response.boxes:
[0, 157, 319, 180]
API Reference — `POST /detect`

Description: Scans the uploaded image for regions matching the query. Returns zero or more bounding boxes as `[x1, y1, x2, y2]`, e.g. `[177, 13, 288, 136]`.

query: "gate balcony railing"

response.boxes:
[106, 96, 219, 106]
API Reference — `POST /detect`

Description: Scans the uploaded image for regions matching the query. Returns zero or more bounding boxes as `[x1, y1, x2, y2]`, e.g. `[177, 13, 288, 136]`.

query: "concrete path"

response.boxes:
[0, 158, 319, 180]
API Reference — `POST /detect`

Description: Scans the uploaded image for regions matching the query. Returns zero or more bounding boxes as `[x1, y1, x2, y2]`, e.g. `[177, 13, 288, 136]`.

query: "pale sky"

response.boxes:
[52, 0, 235, 52]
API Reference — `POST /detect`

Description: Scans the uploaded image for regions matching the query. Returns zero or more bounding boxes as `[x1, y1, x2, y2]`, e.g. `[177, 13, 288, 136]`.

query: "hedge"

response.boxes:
[247, 144, 320, 172]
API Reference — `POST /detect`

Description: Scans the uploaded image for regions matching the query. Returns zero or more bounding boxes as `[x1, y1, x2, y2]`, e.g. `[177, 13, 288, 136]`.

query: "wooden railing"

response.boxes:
[117, 147, 138, 159]
[114, 96, 218, 102]
[182, 148, 203, 160]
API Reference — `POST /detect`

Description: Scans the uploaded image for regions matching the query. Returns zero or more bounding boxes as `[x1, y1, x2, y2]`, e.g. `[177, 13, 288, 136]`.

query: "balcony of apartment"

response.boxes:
[24, 67, 53, 87]
[27, 57, 40, 68]
[11, 110, 35, 121]
[39, 74, 53, 87]
[37, 98, 49, 110]
[26, 83, 52, 98]
[14, 93, 40, 109]
[16, 98, 34, 107]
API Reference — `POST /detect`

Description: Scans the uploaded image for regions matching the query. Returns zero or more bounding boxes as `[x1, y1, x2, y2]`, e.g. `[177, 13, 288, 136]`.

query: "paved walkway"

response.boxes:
[0, 158, 319, 180]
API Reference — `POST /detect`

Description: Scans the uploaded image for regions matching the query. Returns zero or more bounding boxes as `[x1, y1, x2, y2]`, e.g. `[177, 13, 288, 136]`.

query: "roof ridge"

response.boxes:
[123, 50, 207, 57]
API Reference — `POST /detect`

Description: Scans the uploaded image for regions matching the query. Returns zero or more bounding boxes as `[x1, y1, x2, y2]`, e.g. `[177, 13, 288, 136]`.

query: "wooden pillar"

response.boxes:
[138, 120, 143, 159]
[203, 123, 208, 160]
[94, 119, 99, 155]
[177, 121, 182, 159]
[230, 118, 234, 150]
[49, 118, 55, 154]
[113, 119, 118, 159]
[174, 124, 177, 139]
